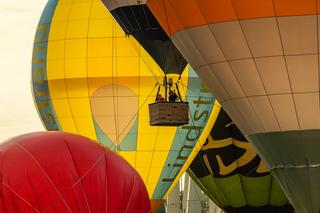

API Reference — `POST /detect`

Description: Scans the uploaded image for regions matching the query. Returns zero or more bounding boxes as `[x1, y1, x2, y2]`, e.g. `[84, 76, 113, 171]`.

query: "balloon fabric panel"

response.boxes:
[188, 109, 293, 212]
[0, 132, 151, 213]
[147, 0, 320, 212]
[31, 0, 220, 207]
[102, 0, 187, 74]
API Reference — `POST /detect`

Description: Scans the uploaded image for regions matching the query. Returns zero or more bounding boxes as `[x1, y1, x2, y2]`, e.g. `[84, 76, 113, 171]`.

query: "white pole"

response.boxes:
[208, 199, 222, 213]
[184, 174, 202, 213]
[182, 174, 189, 212]
[166, 180, 181, 213]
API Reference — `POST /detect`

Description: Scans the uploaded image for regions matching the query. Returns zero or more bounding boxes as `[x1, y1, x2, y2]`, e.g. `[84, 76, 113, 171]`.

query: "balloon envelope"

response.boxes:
[0, 132, 151, 213]
[31, 0, 219, 210]
[102, 0, 187, 74]
[147, 1, 320, 212]
[188, 109, 293, 213]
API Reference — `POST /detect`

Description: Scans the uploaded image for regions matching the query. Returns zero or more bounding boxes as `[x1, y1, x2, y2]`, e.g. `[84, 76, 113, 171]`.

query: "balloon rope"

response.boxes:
[129, 6, 142, 31]
[111, 21, 119, 151]
[71, 154, 105, 188]
[107, 84, 158, 150]
[14, 142, 73, 213]
[162, 0, 185, 76]
[124, 170, 137, 212]
[177, 79, 201, 97]
[157, 78, 206, 197]
[162, 0, 172, 36]
[128, 37, 162, 83]
[144, 122, 161, 186]
[62, 140, 91, 212]
[142, 4, 151, 31]
[1, 181, 40, 212]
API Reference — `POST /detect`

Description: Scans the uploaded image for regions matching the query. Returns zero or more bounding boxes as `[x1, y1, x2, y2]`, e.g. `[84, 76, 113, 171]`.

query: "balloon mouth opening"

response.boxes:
[150, 199, 164, 212]
[248, 130, 320, 211]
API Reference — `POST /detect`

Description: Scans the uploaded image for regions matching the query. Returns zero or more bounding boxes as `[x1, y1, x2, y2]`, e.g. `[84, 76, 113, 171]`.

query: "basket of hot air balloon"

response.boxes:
[149, 101, 189, 126]
[102, 0, 191, 127]
[149, 77, 189, 126]
[31, 0, 220, 211]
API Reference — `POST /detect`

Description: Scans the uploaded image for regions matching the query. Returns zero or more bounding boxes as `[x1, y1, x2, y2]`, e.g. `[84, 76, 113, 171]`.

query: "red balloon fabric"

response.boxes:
[0, 132, 151, 213]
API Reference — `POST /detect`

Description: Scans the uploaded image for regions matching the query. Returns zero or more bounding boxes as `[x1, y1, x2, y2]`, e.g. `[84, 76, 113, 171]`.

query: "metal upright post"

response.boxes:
[184, 174, 202, 213]
[167, 180, 181, 213]
[164, 75, 168, 102]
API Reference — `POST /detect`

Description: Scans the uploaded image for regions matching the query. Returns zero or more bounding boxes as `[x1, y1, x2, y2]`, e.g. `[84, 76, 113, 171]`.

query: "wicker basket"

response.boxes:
[149, 102, 189, 126]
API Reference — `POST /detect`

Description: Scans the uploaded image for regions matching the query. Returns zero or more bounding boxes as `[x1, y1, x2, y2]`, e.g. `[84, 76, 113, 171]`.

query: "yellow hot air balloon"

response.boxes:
[31, 0, 220, 210]
[147, 0, 320, 212]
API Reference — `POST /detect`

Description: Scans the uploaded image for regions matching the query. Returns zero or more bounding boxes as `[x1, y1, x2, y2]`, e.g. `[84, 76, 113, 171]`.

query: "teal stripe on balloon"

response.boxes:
[32, 0, 60, 131]
[94, 118, 138, 151]
[151, 67, 216, 199]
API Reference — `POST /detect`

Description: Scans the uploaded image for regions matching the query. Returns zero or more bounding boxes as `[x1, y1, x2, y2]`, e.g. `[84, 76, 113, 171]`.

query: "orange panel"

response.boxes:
[148, 0, 317, 35]
[166, 0, 206, 31]
[232, 0, 275, 20]
[163, 0, 185, 35]
[197, 0, 237, 23]
[274, 0, 316, 16]
[148, 0, 207, 35]
[147, 0, 186, 36]
[148, 0, 275, 35]
[147, 0, 170, 35]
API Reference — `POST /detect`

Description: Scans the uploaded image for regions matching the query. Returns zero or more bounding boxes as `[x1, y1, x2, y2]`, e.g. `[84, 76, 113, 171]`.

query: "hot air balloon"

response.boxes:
[147, 1, 320, 212]
[101, 0, 187, 75]
[188, 109, 293, 213]
[31, 0, 220, 211]
[0, 131, 151, 212]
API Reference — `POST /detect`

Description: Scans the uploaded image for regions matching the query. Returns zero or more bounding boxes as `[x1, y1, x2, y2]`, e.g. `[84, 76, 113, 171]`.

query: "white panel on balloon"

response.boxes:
[293, 93, 320, 130]
[223, 99, 251, 134]
[210, 62, 245, 99]
[269, 94, 299, 131]
[318, 16, 320, 53]
[286, 54, 318, 93]
[240, 17, 283, 58]
[232, 97, 264, 134]
[229, 58, 266, 96]
[255, 56, 291, 95]
[278, 15, 317, 55]
[105, 0, 148, 10]
[172, 30, 206, 69]
[187, 25, 225, 65]
[210, 21, 251, 60]
[197, 65, 229, 102]
[248, 96, 280, 132]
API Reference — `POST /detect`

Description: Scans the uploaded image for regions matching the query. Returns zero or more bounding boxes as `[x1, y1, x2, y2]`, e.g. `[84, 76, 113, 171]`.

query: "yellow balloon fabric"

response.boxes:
[31, 0, 220, 206]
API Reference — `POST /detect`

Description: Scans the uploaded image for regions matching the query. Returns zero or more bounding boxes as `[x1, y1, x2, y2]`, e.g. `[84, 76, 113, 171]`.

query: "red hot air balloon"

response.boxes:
[0, 132, 151, 213]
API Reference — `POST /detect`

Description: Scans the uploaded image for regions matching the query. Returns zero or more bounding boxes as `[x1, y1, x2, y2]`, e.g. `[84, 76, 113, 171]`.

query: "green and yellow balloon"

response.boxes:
[188, 109, 293, 212]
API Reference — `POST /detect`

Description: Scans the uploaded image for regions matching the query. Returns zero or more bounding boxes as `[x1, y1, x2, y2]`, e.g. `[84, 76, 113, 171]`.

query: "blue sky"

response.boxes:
[0, 0, 47, 141]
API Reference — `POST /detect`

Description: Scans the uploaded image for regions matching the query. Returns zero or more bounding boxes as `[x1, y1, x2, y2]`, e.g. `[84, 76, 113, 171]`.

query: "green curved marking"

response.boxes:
[189, 170, 288, 209]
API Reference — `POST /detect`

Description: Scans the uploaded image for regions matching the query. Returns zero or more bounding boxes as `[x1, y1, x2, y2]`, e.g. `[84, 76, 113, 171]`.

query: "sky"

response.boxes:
[0, 0, 47, 142]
